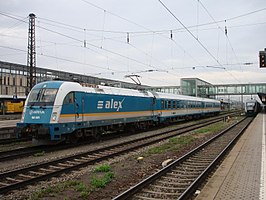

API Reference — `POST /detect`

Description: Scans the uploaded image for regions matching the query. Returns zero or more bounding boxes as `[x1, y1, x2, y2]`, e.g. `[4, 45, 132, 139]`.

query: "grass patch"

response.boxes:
[91, 172, 114, 188]
[29, 180, 90, 200]
[75, 182, 87, 192]
[33, 151, 45, 157]
[144, 135, 195, 156]
[193, 122, 228, 135]
[29, 165, 115, 199]
[94, 164, 111, 172]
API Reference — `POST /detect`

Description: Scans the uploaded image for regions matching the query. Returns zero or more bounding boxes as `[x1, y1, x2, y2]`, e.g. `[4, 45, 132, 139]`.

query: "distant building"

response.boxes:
[0, 60, 149, 100]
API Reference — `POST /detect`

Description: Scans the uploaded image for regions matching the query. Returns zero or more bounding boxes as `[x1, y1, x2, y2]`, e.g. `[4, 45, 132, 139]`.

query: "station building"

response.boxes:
[0, 60, 149, 113]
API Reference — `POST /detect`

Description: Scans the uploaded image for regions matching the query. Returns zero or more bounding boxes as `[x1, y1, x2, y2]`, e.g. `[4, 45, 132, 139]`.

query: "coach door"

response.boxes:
[74, 92, 84, 123]
[151, 96, 157, 118]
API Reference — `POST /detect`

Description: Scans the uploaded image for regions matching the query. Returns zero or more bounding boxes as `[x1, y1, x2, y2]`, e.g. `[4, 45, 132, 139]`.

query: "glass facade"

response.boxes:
[181, 78, 212, 98]
[147, 78, 266, 101]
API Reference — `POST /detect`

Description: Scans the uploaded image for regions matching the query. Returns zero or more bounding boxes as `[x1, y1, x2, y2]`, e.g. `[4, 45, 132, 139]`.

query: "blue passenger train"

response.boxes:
[16, 81, 221, 144]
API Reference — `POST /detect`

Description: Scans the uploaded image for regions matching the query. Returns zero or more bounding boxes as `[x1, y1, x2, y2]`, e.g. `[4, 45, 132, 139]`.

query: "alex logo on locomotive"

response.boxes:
[29, 110, 45, 115]
[97, 98, 125, 111]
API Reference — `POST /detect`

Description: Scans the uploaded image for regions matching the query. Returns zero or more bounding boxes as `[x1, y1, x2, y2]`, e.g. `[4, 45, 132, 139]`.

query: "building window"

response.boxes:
[20, 78, 23, 86]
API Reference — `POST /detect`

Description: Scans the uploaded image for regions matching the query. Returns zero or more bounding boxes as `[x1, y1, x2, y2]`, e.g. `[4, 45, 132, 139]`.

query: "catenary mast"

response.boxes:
[27, 13, 36, 94]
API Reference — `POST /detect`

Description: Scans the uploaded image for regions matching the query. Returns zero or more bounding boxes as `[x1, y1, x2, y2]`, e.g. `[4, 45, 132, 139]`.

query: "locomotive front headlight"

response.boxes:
[52, 112, 57, 121]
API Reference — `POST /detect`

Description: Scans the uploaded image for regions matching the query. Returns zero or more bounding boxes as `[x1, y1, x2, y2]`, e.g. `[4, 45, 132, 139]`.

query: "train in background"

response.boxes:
[16, 81, 221, 145]
[245, 99, 261, 116]
[0, 100, 24, 114]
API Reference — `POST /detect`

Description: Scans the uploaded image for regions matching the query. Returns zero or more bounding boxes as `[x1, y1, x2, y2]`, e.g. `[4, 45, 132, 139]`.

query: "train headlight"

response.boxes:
[52, 112, 57, 121]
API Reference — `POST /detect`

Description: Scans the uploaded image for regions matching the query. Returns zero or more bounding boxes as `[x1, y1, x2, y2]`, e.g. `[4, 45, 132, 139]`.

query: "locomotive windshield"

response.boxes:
[27, 88, 58, 106]
[246, 102, 255, 107]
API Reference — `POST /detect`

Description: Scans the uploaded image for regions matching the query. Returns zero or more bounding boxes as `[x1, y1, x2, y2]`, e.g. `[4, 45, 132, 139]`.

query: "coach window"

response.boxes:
[161, 100, 164, 109]
[179, 101, 182, 109]
[63, 92, 75, 104]
[164, 101, 167, 109]
[173, 101, 176, 109]
[184, 101, 187, 109]
[168, 100, 171, 109]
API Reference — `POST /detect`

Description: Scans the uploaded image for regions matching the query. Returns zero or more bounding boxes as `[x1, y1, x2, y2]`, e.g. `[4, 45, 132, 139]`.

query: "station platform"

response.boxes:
[195, 113, 266, 200]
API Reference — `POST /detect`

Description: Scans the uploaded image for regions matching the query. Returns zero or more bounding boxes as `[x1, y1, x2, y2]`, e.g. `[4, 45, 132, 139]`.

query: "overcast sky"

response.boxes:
[0, 0, 265, 86]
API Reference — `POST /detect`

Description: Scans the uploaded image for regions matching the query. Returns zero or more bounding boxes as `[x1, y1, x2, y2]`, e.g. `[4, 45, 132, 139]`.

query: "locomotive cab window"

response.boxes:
[27, 88, 58, 106]
[63, 92, 75, 104]
[41, 89, 57, 103]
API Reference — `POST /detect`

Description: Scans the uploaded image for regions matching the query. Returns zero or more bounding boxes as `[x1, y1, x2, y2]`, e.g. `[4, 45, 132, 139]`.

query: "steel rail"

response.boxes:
[112, 117, 252, 200]
[0, 113, 232, 162]
[0, 115, 230, 194]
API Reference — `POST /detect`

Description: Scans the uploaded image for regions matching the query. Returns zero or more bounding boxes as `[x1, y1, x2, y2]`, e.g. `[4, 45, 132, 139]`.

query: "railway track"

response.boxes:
[0, 114, 233, 162]
[113, 117, 253, 200]
[0, 137, 31, 145]
[0, 144, 76, 162]
[0, 110, 237, 146]
[0, 115, 233, 194]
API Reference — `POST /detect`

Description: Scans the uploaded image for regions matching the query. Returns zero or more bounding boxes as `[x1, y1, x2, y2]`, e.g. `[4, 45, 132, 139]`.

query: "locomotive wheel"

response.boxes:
[75, 129, 83, 138]
[68, 130, 83, 144]
[92, 132, 101, 141]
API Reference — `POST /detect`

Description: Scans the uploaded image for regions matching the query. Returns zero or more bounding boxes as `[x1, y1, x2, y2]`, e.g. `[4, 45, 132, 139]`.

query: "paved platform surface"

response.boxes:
[195, 113, 266, 200]
[0, 119, 19, 128]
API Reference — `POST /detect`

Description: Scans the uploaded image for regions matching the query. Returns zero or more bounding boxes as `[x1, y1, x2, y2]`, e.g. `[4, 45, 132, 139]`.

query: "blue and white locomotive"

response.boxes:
[17, 81, 221, 144]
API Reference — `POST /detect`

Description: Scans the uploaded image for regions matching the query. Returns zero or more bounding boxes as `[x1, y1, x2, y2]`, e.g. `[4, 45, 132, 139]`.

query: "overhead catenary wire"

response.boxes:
[79, 0, 195, 78]
[37, 7, 266, 35]
[31, 14, 177, 77]
[197, 0, 249, 82]
[39, 13, 184, 80]
[0, 45, 117, 71]
[158, 0, 221, 65]
[0, 43, 182, 86]
[1, 8, 265, 38]
[35, 1, 264, 80]
[0, 4, 264, 85]
[158, 0, 243, 84]
[30, 15, 264, 75]
[1, 8, 260, 76]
